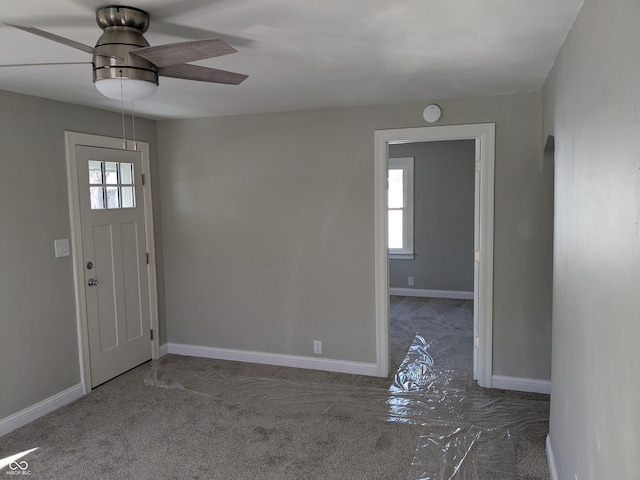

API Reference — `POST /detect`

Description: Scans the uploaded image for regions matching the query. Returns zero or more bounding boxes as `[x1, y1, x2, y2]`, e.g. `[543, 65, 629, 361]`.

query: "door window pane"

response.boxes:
[120, 163, 134, 185]
[121, 186, 135, 208]
[88, 160, 136, 210]
[106, 186, 120, 209]
[105, 162, 119, 184]
[90, 187, 105, 209]
[88, 161, 103, 184]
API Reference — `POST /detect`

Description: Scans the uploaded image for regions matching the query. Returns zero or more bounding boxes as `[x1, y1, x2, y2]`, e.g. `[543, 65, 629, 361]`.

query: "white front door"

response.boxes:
[76, 145, 152, 387]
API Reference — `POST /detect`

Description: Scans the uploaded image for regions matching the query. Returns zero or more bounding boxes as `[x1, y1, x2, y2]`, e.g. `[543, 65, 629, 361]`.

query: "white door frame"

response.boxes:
[65, 132, 160, 393]
[374, 123, 495, 387]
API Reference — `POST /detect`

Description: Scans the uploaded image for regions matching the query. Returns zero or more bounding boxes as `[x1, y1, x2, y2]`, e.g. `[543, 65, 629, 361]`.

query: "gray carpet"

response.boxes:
[389, 296, 550, 479]
[0, 297, 550, 479]
[390, 296, 474, 375]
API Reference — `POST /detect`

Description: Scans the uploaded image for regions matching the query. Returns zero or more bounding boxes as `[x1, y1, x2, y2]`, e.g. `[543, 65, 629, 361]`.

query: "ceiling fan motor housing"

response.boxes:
[92, 6, 158, 86]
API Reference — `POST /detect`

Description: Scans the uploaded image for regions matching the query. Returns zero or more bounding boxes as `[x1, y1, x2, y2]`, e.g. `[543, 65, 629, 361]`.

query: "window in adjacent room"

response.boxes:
[388, 157, 414, 259]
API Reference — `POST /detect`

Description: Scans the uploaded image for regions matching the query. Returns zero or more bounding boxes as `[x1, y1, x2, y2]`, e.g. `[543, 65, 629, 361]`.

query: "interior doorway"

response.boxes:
[374, 124, 495, 387]
[387, 140, 475, 375]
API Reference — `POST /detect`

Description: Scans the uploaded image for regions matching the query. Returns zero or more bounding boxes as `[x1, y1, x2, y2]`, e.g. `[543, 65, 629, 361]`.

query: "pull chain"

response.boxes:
[119, 71, 127, 150]
[131, 100, 137, 151]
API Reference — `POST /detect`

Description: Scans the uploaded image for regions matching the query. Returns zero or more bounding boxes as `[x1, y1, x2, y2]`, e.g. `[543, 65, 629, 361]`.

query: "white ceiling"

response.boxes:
[0, 0, 584, 120]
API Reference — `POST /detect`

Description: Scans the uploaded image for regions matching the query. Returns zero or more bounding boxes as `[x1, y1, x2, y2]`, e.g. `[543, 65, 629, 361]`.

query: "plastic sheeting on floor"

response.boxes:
[392, 335, 548, 479]
[144, 335, 549, 480]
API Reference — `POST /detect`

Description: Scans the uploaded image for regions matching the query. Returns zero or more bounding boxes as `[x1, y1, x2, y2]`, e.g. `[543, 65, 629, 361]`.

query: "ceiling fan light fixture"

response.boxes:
[95, 77, 158, 101]
[6, 5, 248, 103]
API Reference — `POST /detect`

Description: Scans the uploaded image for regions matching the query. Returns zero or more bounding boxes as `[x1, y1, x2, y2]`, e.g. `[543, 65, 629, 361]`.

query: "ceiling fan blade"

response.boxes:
[5, 23, 121, 60]
[5, 23, 96, 55]
[0, 62, 91, 68]
[3, 15, 94, 29]
[158, 64, 248, 85]
[131, 38, 237, 68]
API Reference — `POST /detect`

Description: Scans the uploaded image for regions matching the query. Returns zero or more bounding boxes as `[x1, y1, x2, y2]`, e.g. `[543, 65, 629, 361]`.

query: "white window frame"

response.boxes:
[388, 157, 414, 259]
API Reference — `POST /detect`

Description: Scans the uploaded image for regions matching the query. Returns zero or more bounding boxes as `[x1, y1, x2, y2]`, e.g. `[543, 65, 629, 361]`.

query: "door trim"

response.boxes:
[374, 123, 495, 387]
[65, 132, 160, 393]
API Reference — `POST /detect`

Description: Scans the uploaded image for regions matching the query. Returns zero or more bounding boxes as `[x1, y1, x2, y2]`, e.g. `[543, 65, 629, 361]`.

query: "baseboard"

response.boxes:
[491, 375, 551, 394]
[0, 383, 84, 437]
[167, 343, 380, 377]
[159, 342, 169, 357]
[389, 288, 474, 300]
[546, 435, 558, 480]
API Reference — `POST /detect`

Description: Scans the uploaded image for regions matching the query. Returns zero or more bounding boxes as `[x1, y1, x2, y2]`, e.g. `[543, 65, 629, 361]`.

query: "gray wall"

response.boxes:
[0, 88, 556, 423]
[158, 91, 554, 380]
[0, 90, 164, 420]
[389, 140, 475, 292]
[543, 0, 640, 478]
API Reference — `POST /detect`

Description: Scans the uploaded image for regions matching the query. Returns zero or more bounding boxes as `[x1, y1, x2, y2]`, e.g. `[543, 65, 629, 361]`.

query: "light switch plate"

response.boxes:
[54, 239, 70, 258]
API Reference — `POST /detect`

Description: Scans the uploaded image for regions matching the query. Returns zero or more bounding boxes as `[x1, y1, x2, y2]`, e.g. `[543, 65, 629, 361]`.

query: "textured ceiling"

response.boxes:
[0, 0, 584, 119]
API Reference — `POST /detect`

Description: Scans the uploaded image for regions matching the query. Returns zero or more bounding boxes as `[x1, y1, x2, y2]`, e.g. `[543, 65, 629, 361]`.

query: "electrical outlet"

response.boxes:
[408, 276, 414, 286]
[313, 340, 322, 355]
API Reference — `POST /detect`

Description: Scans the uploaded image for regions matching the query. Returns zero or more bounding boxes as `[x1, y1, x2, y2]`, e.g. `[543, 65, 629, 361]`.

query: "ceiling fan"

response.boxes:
[4, 5, 248, 101]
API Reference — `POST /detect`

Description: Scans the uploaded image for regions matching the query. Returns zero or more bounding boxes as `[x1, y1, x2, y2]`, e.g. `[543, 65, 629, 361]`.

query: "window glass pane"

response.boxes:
[88, 161, 103, 184]
[105, 162, 119, 185]
[388, 210, 404, 249]
[388, 169, 404, 208]
[120, 163, 134, 185]
[106, 186, 120, 209]
[121, 186, 135, 208]
[90, 187, 105, 209]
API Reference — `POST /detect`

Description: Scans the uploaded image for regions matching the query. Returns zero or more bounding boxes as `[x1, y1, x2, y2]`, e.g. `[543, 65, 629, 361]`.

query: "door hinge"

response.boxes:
[475, 160, 481, 172]
[474, 250, 480, 262]
[146, 252, 149, 264]
[142, 173, 145, 185]
[150, 329, 154, 341]
[474, 337, 480, 348]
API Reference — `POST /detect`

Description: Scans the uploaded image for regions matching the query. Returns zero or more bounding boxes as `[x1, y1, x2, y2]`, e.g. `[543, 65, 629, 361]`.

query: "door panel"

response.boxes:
[76, 145, 151, 387]
[91, 223, 118, 352]
[121, 221, 144, 341]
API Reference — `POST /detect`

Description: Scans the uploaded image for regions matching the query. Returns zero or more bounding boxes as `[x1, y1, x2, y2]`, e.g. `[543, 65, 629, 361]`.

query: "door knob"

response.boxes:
[87, 278, 98, 287]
